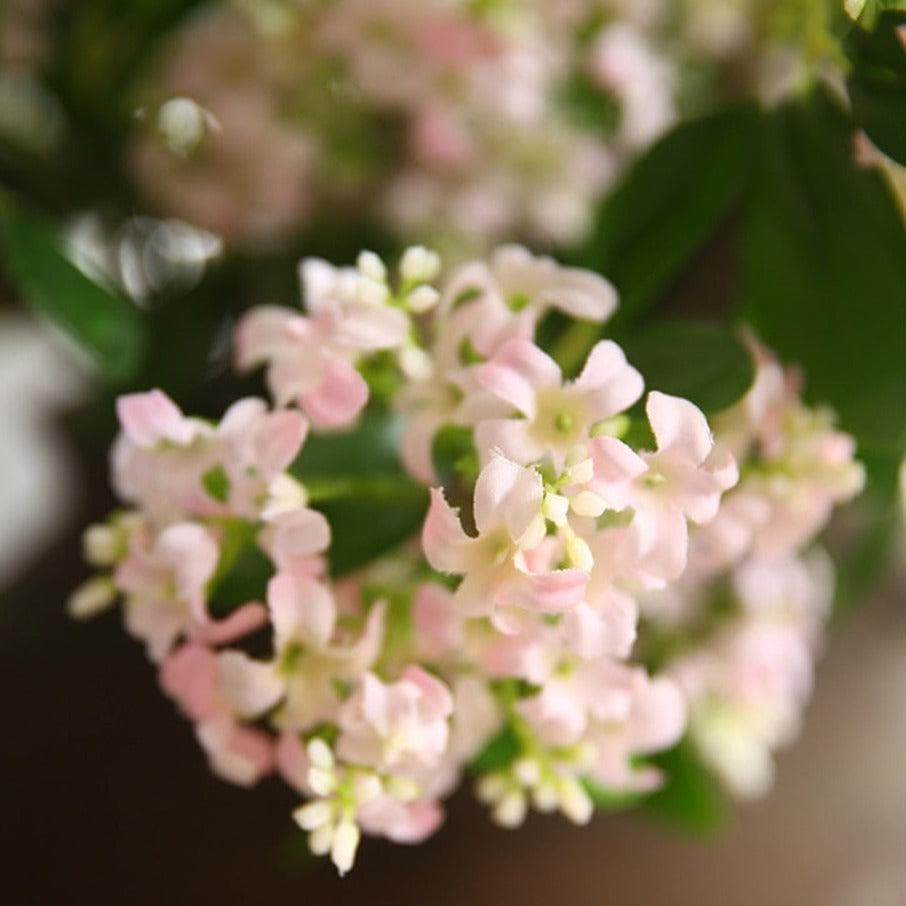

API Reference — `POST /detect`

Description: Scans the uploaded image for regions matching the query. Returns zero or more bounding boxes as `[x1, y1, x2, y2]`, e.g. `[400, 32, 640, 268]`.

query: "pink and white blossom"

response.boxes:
[475, 339, 643, 471]
[422, 454, 587, 625]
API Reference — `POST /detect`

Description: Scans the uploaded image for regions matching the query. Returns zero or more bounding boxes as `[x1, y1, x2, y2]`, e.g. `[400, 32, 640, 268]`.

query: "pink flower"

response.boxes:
[236, 256, 409, 428]
[115, 522, 264, 661]
[216, 572, 385, 732]
[116, 389, 200, 448]
[475, 339, 643, 471]
[112, 390, 309, 523]
[422, 454, 587, 624]
[585, 666, 687, 792]
[628, 392, 738, 584]
[441, 246, 618, 358]
[259, 506, 331, 578]
[520, 531, 640, 660]
[212, 397, 308, 518]
[159, 643, 273, 787]
[395, 296, 509, 484]
[337, 666, 454, 775]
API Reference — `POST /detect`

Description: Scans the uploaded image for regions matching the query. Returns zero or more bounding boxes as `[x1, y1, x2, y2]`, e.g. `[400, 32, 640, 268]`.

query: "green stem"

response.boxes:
[549, 321, 600, 377]
[304, 475, 428, 505]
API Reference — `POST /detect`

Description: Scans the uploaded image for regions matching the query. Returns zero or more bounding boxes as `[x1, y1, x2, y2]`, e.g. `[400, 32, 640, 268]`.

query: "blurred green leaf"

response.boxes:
[846, 10, 906, 165]
[643, 739, 726, 833]
[621, 321, 755, 414]
[740, 87, 906, 484]
[0, 205, 145, 381]
[292, 411, 428, 576]
[574, 104, 759, 330]
[470, 723, 521, 775]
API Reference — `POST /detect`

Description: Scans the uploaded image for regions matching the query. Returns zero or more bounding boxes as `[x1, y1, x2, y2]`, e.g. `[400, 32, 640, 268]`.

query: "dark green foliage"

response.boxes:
[621, 321, 755, 415]
[643, 739, 727, 833]
[574, 104, 759, 330]
[292, 412, 429, 576]
[846, 10, 906, 165]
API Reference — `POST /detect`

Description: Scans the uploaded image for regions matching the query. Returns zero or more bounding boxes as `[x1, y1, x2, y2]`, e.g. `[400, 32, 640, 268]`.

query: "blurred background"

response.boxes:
[1, 1, 905, 904]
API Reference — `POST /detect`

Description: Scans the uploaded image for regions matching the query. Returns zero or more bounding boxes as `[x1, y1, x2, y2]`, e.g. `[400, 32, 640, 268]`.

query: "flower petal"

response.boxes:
[476, 339, 561, 418]
[116, 389, 196, 448]
[646, 391, 713, 462]
[267, 573, 336, 650]
[573, 341, 643, 421]
[216, 650, 284, 718]
[299, 356, 369, 429]
[421, 489, 475, 574]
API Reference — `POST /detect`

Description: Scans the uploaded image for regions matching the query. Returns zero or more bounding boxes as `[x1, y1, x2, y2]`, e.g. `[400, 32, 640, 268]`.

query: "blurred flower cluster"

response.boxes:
[71, 247, 863, 874]
[127, 0, 851, 252]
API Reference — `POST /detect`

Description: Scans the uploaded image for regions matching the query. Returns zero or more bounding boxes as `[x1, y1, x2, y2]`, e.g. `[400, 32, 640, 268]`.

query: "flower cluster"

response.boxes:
[128, 0, 855, 251]
[130, 0, 677, 248]
[71, 246, 861, 874]
[641, 338, 864, 796]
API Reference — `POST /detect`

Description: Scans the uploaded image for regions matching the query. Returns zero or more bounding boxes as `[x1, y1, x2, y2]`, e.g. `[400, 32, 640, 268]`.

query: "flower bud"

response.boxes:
[400, 246, 441, 284]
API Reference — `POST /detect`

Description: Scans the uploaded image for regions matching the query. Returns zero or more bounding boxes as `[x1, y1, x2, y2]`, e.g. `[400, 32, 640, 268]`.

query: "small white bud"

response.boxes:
[356, 275, 390, 307]
[308, 822, 334, 856]
[406, 284, 440, 314]
[356, 250, 387, 283]
[351, 772, 383, 805]
[564, 527, 594, 572]
[307, 737, 335, 770]
[476, 773, 507, 804]
[532, 781, 559, 812]
[558, 777, 593, 825]
[493, 791, 528, 828]
[67, 577, 117, 620]
[293, 800, 333, 831]
[542, 492, 569, 526]
[399, 345, 433, 381]
[570, 490, 606, 518]
[513, 757, 541, 787]
[307, 767, 335, 797]
[157, 97, 217, 158]
[331, 820, 360, 876]
[400, 245, 441, 284]
[83, 525, 120, 567]
[261, 473, 309, 521]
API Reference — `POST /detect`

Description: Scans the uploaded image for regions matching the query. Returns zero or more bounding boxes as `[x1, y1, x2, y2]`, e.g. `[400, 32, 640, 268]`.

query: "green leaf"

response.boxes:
[202, 465, 231, 505]
[573, 104, 760, 331]
[620, 321, 755, 414]
[207, 519, 274, 616]
[0, 205, 145, 381]
[292, 411, 428, 576]
[740, 87, 906, 484]
[470, 723, 521, 775]
[643, 739, 726, 833]
[846, 10, 906, 165]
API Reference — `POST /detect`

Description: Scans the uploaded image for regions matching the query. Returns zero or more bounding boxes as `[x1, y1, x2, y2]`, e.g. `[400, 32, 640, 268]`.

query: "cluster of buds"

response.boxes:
[130, 0, 677, 248]
[71, 245, 862, 874]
